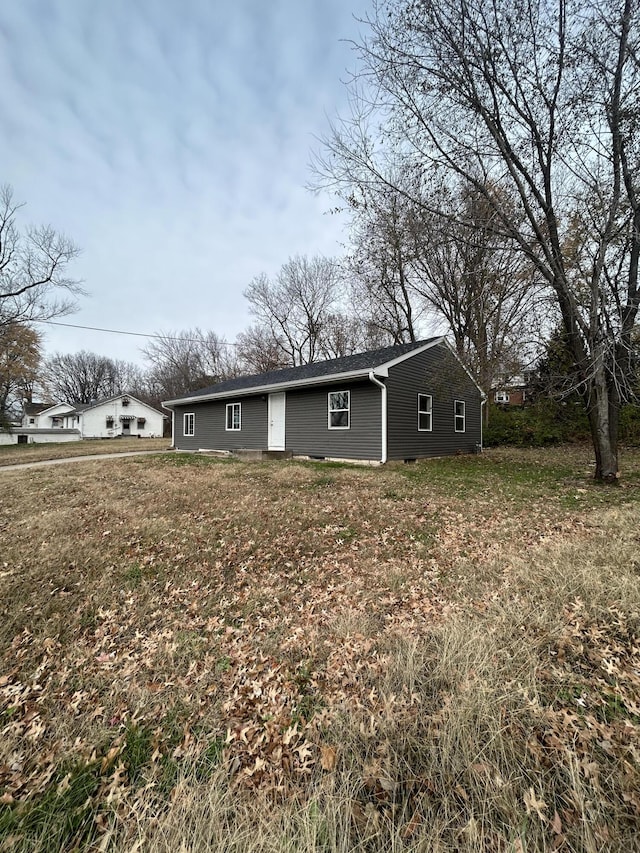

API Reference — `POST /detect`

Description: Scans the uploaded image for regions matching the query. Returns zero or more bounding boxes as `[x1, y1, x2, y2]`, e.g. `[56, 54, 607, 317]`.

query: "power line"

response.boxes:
[33, 319, 239, 346]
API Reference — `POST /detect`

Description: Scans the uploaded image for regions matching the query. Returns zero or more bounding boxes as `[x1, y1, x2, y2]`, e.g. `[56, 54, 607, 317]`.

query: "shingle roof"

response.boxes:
[23, 402, 53, 416]
[165, 338, 443, 404]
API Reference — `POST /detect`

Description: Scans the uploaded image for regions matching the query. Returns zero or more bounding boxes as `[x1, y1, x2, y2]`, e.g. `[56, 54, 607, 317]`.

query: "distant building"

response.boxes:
[492, 374, 532, 406]
[0, 394, 166, 445]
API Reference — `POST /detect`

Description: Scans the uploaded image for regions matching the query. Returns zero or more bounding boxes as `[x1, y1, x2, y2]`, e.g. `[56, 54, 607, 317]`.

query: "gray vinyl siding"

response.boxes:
[386, 345, 482, 460]
[285, 381, 382, 460]
[173, 396, 267, 451]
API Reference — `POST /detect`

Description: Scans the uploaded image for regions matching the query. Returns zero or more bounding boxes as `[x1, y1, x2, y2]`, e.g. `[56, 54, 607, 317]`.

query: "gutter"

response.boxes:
[368, 371, 387, 464]
[162, 367, 378, 408]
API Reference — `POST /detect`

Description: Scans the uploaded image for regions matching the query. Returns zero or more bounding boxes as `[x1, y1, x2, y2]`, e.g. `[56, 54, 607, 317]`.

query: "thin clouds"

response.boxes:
[0, 0, 369, 360]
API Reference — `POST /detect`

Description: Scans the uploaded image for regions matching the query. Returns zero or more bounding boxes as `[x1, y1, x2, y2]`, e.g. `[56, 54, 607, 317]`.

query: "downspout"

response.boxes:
[170, 409, 175, 448]
[480, 397, 486, 451]
[368, 371, 387, 464]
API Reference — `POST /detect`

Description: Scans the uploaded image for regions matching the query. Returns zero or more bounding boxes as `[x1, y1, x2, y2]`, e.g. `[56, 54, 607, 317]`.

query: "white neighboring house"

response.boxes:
[0, 401, 81, 445]
[71, 394, 165, 438]
[1, 394, 166, 444]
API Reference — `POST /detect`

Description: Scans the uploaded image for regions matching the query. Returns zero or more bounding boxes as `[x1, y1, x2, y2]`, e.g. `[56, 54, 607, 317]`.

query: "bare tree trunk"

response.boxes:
[585, 362, 619, 482]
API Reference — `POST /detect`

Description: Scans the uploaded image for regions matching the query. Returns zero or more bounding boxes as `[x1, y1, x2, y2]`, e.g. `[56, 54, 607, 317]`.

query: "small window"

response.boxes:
[226, 403, 241, 431]
[137, 418, 145, 429]
[328, 390, 350, 429]
[184, 412, 195, 436]
[418, 394, 432, 431]
[29, 418, 35, 425]
[106, 417, 114, 428]
[454, 400, 466, 433]
[495, 390, 510, 404]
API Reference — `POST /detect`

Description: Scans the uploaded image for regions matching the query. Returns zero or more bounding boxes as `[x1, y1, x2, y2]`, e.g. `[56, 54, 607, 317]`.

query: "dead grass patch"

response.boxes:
[0, 437, 169, 467]
[0, 449, 639, 851]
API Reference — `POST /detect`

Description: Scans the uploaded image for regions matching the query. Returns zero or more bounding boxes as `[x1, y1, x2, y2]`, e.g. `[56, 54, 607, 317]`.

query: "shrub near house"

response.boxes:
[485, 400, 640, 447]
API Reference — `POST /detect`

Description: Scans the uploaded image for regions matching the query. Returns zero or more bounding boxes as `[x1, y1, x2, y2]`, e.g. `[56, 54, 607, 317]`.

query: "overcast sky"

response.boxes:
[0, 0, 371, 363]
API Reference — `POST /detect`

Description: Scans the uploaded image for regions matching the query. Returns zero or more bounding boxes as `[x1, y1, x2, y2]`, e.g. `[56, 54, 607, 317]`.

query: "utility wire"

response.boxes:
[32, 318, 239, 346]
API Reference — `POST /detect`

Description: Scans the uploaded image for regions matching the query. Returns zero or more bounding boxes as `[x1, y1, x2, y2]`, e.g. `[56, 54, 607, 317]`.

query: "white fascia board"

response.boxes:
[37, 401, 75, 416]
[162, 367, 377, 407]
[377, 337, 445, 372]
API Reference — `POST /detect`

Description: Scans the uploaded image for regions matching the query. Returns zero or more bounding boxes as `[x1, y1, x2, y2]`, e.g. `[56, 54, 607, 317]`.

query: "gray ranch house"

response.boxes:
[163, 337, 485, 463]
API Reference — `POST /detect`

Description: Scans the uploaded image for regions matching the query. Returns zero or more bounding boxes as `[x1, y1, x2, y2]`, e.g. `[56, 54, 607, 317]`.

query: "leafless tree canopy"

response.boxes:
[142, 328, 235, 401]
[244, 254, 384, 366]
[244, 256, 342, 366]
[0, 185, 82, 328]
[347, 186, 422, 344]
[43, 351, 142, 405]
[314, 0, 640, 480]
[235, 324, 290, 375]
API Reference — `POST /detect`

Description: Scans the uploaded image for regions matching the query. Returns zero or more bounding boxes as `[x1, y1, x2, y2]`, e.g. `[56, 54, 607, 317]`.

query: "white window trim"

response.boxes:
[328, 390, 350, 430]
[417, 393, 433, 432]
[183, 412, 195, 436]
[495, 390, 510, 403]
[226, 402, 242, 431]
[454, 400, 466, 433]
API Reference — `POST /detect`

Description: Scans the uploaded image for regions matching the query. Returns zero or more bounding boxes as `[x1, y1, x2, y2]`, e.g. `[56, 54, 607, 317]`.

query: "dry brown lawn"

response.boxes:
[0, 446, 639, 851]
[0, 437, 169, 466]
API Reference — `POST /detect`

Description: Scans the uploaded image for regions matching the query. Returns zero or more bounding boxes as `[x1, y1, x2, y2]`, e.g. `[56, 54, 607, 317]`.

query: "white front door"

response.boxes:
[268, 392, 286, 450]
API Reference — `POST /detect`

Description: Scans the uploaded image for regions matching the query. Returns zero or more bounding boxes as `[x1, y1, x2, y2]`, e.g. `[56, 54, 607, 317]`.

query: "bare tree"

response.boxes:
[0, 185, 82, 327]
[43, 351, 141, 404]
[346, 188, 422, 344]
[235, 324, 290, 374]
[142, 328, 234, 400]
[345, 174, 540, 390]
[410, 182, 543, 393]
[244, 256, 343, 365]
[315, 0, 640, 481]
[320, 311, 394, 358]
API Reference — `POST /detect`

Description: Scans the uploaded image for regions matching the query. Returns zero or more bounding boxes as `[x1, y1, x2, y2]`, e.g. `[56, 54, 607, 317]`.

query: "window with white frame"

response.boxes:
[183, 412, 195, 436]
[328, 390, 350, 429]
[226, 402, 241, 431]
[454, 400, 466, 432]
[495, 390, 510, 404]
[417, 394, 432, 431]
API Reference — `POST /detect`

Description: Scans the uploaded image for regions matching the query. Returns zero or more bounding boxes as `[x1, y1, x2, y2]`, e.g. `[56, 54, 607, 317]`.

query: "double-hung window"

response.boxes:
[328, 390, 350, 429]
[418, 394, 432, 431]
[454, 400, 466, 433]
[226, 402, 241, 431]
[183, 413, 195, 436]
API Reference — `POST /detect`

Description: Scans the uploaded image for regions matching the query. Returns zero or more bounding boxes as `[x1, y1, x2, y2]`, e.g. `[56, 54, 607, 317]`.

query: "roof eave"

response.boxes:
[162, 366, 386, 407]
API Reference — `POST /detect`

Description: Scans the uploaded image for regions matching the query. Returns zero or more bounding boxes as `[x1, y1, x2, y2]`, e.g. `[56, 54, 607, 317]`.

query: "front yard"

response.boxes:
[0, 437, 169, 466]
[1, 447, 639, 851]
